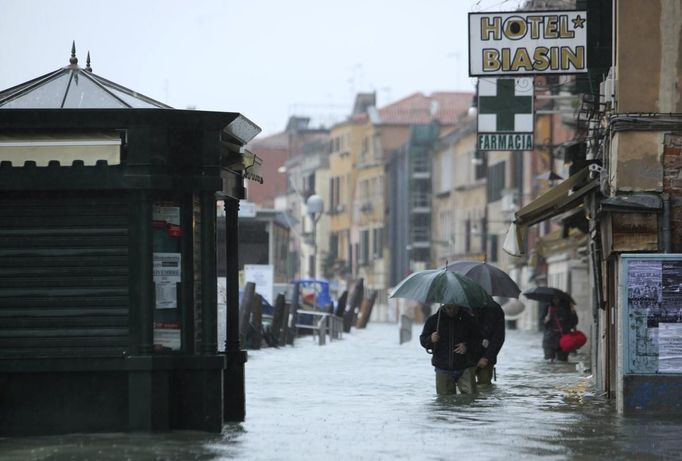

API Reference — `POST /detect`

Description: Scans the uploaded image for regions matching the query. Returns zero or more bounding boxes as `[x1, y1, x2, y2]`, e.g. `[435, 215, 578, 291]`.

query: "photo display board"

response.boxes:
[622, 254, 682, 374]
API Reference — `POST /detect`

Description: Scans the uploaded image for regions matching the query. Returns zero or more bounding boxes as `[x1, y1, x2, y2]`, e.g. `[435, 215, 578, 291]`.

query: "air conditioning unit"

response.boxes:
[600, 67, 616, 108]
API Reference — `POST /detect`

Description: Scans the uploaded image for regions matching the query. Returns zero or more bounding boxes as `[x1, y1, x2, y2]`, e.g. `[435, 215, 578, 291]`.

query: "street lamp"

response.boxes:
[306, 194, 324, 280]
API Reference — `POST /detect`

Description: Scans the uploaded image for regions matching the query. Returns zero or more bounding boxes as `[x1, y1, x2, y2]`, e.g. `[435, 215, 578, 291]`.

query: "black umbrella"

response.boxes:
[446, 260, 521, 298]
[390, 269, 496, 309]
[523, 286, 575, 305]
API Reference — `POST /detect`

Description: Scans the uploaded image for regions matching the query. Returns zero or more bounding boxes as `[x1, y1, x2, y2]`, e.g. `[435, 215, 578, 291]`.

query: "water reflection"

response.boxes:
[2, 325, 682, 460]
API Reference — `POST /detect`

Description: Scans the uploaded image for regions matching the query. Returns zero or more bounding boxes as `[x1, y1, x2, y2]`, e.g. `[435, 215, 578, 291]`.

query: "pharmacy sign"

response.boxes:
[469, 10, 587, 76]
[477, 77, 533, 151]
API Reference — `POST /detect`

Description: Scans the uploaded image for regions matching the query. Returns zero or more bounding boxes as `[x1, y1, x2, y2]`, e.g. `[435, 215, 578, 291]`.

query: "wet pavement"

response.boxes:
[2, 322, 682, 460]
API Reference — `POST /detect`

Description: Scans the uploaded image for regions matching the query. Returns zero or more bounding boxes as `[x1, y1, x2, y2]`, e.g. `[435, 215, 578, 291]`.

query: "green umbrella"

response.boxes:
[389, 268, 496, 309]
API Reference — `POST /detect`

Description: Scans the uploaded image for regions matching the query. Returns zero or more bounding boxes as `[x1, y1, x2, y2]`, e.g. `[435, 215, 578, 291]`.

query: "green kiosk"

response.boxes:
[0, 47, 259, 435]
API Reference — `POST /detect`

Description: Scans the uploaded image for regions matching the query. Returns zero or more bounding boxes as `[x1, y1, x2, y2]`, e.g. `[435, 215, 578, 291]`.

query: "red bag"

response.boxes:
[560, 330, 587, 352]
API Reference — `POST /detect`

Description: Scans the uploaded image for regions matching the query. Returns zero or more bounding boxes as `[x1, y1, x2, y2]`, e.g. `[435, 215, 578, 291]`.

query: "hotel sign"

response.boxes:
[469, 10, 587, 76]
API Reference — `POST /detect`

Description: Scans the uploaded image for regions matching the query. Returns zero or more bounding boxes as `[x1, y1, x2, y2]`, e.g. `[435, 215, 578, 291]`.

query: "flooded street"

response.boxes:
[2, 322, 682, 460]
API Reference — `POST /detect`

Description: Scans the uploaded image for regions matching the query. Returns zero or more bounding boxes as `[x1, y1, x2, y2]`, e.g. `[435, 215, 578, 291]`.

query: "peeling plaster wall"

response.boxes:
[658, 0, 682, 113]
[616, 0, 662, 113]
[617, 0, 682, 113]
[611, 131, 664, 192]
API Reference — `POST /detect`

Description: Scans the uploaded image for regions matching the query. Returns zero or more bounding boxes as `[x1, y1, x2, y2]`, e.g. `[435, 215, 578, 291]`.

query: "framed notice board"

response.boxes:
[621, 254, 682, 374]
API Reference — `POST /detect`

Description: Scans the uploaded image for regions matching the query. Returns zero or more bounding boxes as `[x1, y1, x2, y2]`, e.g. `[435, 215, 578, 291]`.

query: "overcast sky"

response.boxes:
[0, 0, 522, 137]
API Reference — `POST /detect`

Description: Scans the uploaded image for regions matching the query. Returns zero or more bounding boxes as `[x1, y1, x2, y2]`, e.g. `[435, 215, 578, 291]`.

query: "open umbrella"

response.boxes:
[446, 260, 521, 298]
[389, 268, 496, 309]
[523, 286, 575, 305]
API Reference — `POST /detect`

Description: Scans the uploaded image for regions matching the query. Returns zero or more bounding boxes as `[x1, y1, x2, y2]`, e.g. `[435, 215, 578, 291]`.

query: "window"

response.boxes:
[487, 161, 506, 202]
[308, 254, 315, 278]
[439, 154, 452, 193]
[439, 210, 452, 245]
[303, 173, 315, 198]
[372, 227, 383, 258]
[329, 176, 342, 213]
[465, 219, 471, 253]
[360, 229, 370, 264]
[489, 234, 498, 262]
[329, 233, 339, 259]
[474, 150, 487, 180]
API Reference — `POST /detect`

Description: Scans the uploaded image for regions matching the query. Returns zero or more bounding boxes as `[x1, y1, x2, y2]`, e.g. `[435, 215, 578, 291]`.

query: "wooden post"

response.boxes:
[399, 314, 413, 344]
[357, 290, 377, 329]
[270, 293, 286, 346]
[249, 293, 263, 350]
[334, 290, 348, 318]
[344, 278, 364, 332]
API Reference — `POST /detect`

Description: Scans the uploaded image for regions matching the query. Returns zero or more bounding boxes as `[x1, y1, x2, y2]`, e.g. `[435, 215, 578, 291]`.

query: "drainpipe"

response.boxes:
[662, 192, 672, 252]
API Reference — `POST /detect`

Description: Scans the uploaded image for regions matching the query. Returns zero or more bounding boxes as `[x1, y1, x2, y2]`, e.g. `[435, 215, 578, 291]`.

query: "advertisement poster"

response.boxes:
[217, 277, 227, 352]
[154, 253, 181, 309]
[626, 258, 682, 373]
[658, 323, 682, 373]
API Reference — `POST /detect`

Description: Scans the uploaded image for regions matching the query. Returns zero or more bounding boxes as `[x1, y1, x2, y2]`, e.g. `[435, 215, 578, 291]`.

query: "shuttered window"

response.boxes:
[0, 192, 129, 357]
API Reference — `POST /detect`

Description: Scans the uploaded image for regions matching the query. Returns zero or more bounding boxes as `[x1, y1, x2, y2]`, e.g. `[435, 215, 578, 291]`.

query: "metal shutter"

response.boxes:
[0, 192, 129, 357]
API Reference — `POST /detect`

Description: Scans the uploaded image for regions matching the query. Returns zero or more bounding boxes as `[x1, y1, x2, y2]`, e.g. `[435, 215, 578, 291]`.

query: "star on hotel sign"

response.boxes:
[572, 14, 586, 29]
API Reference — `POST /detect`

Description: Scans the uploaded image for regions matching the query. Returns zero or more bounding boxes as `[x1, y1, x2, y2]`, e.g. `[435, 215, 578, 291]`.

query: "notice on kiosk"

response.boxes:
[154, 253, 181, 309]
[153, 253, 181, 283]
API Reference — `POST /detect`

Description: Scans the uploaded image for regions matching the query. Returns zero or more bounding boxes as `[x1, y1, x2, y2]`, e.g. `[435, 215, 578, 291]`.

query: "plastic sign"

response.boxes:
[477, 77, 534, 151]
[469, 10, 587, 76]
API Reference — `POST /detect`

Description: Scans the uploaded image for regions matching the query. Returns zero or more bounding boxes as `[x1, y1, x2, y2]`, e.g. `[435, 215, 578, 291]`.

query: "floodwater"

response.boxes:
[2, 323, 682, 460]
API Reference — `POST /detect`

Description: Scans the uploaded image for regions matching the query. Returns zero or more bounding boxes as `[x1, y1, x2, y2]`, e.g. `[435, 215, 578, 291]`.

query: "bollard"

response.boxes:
[317, 316, 327, 345]
[399, 314, 413, 344]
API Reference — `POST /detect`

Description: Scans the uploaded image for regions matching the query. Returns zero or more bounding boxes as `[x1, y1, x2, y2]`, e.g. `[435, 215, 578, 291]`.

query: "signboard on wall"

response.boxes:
[477, 77, 534, 150]
[469, 10, 587, 76]
[622, 255, 682, 374]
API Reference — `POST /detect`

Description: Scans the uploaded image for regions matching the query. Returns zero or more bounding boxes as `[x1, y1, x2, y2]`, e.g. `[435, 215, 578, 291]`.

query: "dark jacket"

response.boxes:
[542, 303, 578, 351]
[420, 308, 480, 371]
[474, 302, 506, 364]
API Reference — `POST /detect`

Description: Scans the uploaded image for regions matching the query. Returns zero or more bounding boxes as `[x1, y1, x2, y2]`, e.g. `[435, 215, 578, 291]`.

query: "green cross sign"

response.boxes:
[479, 79, 533, 132]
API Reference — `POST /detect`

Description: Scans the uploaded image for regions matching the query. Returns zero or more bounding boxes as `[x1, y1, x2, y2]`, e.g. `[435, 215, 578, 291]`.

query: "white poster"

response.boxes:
[244, 264, 274, 305]
[154, 253, 181, 309]
[217, 277, 227, 352]
[155, 283, 177, 309]
[658, 323, 682, 373]
[153, 253, 181, 283]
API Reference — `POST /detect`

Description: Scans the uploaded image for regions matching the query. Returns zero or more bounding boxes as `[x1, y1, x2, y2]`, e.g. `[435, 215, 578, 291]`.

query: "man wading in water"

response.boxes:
[420, 304, 480, 395]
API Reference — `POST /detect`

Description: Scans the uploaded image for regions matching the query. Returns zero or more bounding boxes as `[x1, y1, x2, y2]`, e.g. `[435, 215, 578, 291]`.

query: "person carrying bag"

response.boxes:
[542, 296, 580, 362]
